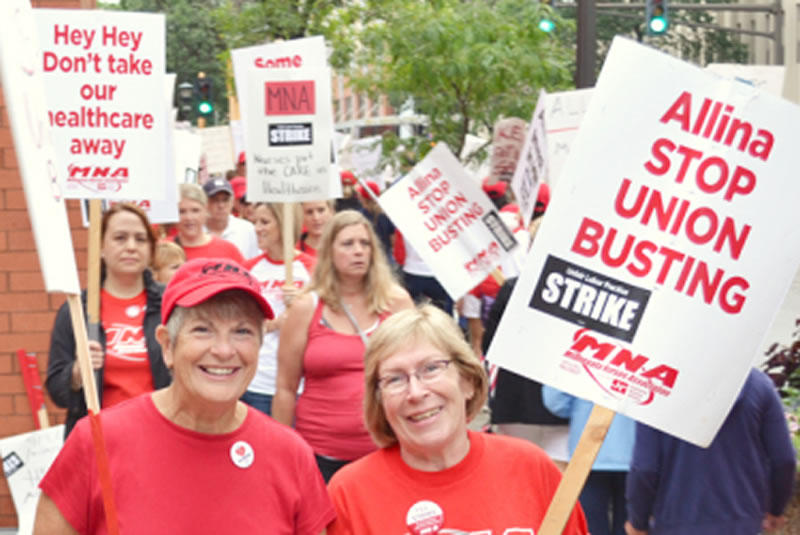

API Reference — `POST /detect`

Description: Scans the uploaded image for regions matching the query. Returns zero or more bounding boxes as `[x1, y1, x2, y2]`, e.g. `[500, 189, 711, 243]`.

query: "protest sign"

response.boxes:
[487, 117, 526, 185]
[231, 36, 337, 201]
[706, 63, 785, 97]
[487, 37, 800, 447]
[379, 143, 518, 299]
[34, 9, 167, 200]
[511, 90, 548, 229]
[1, 425, 65, 535]
[544, 87, 593, 188]
[199, 125, 235, 176]
[0, 0, 80, 294]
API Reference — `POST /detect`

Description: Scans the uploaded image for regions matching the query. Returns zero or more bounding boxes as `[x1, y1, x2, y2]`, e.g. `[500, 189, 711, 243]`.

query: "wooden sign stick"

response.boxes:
[283, 203, 295, 286]
[538, 404, 616, 535]
[87, 199, 103, 388]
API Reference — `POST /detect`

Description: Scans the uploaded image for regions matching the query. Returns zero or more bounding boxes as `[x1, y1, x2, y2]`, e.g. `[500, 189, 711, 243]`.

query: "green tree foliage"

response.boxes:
[101, 0, 230, 122]
[325, 0, 575, 170]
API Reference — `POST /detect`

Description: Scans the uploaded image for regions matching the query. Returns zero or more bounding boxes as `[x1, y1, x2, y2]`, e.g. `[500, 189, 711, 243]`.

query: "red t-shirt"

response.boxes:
[174, 235, 246, 264]
[101, 289, 153, 408]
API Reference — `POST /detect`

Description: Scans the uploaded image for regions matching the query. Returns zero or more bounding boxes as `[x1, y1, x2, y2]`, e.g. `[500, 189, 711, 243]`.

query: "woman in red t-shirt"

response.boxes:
[46, 203, 172, 437]
[173, 183, 245, 264]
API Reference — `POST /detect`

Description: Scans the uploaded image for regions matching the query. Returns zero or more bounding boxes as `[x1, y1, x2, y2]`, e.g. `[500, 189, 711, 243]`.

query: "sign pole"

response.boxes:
[87, 199, 103, 389]
[282, 203, 295, 285]
[538, 405, 616, 535]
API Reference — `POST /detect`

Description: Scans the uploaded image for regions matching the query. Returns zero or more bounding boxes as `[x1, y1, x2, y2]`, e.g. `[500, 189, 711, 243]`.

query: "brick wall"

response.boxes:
[0, 0, 94, 528]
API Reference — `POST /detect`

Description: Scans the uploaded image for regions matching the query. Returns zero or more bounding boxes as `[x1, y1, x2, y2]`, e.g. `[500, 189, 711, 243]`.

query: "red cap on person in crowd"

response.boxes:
[500, 203, 519, 214]
[161, 258, 273, 324]
[481, 177, 508, 199]
[340, 170, 356, 186]
[238, 151, 246, 165]
[534, 183, 551, 215]
[356, 180, 380, 200]
[229, 176, 246, 200]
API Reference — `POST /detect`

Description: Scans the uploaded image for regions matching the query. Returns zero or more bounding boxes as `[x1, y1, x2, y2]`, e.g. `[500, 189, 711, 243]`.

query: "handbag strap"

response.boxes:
[341, 302, 369, 347]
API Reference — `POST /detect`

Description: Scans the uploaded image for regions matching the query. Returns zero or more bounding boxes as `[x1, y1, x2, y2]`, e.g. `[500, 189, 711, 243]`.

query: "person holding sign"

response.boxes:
[273, 210, 413, 481]
[45, 203, 172, 437]
[327, 305, 588, 534]
[624, 368, 796, 535]
[241, 202, 315, 416]
[172, 183, 246, 264]
[35, 259, 335, 534]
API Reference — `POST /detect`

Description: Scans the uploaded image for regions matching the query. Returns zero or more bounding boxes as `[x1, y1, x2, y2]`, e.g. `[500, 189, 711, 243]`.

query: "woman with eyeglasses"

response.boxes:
[326, 304, 589, 535]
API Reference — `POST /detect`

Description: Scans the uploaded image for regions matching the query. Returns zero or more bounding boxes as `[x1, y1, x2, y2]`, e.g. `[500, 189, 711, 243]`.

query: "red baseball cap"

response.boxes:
[340, 170, 356, 186]
[535, 182, 551, 215]
[356, 180, 380, 199]
[161, 258, 273, 324]
[230, 176, 246, 200]
[482, 177, 508, 199]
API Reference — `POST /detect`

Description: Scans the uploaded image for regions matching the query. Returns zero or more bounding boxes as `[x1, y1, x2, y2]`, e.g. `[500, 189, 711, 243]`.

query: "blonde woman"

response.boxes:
[272, 210, 413, 481]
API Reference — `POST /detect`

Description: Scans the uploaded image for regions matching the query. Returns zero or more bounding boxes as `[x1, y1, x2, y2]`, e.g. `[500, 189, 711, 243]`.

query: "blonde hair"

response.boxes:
[252, 202, 301, 248]
[179, 183, 207, 205]
[306, 210, 397, 314]
[363, 304, 488, 447]
[152, 240, 186, 271]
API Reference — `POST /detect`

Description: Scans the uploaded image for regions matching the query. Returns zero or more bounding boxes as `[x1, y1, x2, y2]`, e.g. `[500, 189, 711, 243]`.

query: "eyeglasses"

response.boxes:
[377, 359, 452, 396]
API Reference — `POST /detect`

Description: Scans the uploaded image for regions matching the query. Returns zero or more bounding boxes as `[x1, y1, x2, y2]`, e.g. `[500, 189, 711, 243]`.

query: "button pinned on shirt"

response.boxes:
[230, 440, 254, 469]
[406, 500, 444, 535]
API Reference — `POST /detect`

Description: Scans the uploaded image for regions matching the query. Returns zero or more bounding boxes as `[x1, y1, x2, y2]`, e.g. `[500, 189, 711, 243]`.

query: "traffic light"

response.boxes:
[195, 74, 213, 118]
[646, 0, 669, 35]
[539, 0, 555, 33]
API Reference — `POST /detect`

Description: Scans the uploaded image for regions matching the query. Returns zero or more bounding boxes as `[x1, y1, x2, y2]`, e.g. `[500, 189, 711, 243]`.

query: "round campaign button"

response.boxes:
[229, 440, 254, 469]
[406, 500, 444, 535]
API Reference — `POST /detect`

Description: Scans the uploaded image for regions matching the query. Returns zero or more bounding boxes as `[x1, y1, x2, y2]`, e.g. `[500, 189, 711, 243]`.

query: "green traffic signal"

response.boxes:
[646, 0, 669, 35]
[539, 18, 555, 33]
[649, 14, 668, 34]
[197, 100, 213, 115]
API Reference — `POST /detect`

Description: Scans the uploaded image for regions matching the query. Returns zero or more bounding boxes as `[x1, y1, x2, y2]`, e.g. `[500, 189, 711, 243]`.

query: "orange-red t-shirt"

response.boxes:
[101, 289, 153, 408]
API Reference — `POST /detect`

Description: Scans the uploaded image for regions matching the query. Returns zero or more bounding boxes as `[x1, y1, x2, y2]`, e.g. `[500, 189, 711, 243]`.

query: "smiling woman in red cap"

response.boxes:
[34, 258, 335, 535]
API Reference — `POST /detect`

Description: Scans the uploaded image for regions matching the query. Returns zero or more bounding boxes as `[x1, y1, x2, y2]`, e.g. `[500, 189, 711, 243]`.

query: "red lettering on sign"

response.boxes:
[265, 81, 315, 116]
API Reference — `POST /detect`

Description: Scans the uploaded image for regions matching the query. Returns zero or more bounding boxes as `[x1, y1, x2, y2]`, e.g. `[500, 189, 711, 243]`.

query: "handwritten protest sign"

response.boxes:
[0, 0, 79, 294]
[487, 37, 800, 447]
[231, 36, 337, 201]
[511, 90, 548, 229]
[544, 88, 593, 188]
[1, 425, 65, 535]
[487, 117, 526, 185]
[379, 143, 517, 299]
[199, 125, 235, 176]
[34, 9, 167, 200]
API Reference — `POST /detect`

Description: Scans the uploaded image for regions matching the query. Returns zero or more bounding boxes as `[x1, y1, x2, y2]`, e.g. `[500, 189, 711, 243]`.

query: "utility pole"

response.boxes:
[576, 0, 597, 88]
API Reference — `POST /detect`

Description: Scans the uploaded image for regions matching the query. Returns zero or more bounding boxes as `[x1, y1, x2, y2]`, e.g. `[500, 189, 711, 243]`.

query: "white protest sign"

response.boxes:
[379, 143, 518, 299]
[488, 117, 527, 185]
[487, 37, 800, 447]
[199, 124, 235, 176]
[35, 9, 167, 200]
[232, 36, 336, 201]
[173, 128, 202, 185]
[706, 63, 785, 97]
[0, 0, 79, 294]
[1, 425, 65, 535]
[511, 90, 548, 229]
[544, 87, 593, 188]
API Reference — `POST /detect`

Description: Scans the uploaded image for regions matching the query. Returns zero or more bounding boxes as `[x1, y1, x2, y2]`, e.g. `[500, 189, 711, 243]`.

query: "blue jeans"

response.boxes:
[579, 470, 628, 535]
[241, 391, 273, 417]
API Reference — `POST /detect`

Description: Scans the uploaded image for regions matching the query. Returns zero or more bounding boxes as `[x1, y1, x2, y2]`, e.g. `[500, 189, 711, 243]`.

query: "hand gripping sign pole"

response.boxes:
[0, 2, 120, 533]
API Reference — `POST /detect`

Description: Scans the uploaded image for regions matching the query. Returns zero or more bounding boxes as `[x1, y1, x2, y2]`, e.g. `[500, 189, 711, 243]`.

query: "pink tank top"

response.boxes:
[294, 298, 385, 461]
